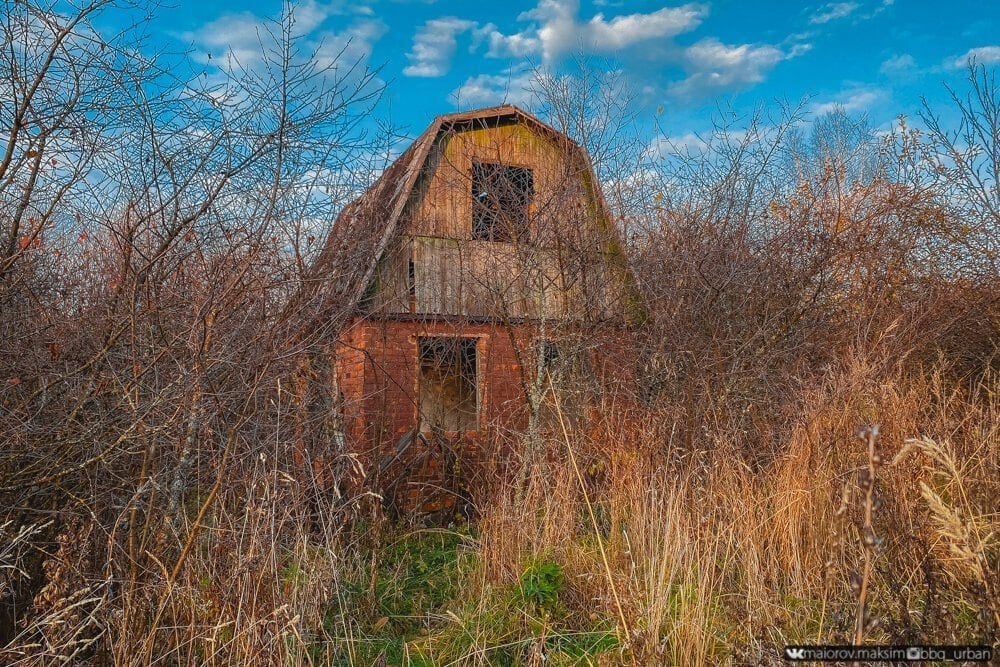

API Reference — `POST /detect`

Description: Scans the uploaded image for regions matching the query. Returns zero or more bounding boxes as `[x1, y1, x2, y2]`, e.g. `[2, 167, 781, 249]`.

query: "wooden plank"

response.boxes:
[408, 122, 593, 246]
[367, 118, 633, 321]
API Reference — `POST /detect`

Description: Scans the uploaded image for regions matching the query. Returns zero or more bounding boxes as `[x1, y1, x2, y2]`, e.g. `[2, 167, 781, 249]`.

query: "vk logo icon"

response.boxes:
[785, 647, 807, 660]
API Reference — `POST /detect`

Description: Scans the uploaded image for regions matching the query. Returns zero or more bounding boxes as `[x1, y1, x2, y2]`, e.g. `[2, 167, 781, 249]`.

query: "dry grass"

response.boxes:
[445, 358, 998, 665]
[2, 356, 996, 665]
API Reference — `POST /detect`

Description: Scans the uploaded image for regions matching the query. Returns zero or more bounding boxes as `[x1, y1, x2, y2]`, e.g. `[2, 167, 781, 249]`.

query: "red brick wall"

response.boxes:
[333, 316, 636, 512]
[334, 316, 534, 510]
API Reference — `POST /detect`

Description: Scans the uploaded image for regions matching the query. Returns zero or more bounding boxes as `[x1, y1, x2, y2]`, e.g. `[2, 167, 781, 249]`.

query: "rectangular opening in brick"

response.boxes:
[537, 338, 587, 431]
[471, 162, 533, 242]
[418, 337, 479, 432]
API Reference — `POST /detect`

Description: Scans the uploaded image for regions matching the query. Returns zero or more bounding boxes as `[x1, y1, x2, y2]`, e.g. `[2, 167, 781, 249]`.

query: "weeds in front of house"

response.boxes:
[4, 357, 995, 665]
[289, 362, 996, 666]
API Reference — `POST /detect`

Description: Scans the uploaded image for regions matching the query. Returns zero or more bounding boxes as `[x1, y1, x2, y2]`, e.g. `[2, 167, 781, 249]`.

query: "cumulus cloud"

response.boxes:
[312, 19, 387, 70]
[182, 1, 385, 70]
[404, 0, 707, 78]
[523, 0, 707, 61]
[403, 17, 477, 77]
[809, 2, 859, 25]
[810, 88, 883, 115]
[479, 24, 542, 58]
[183, 12, 271, 67]
[669, 38, 795, 99]
[947, 46, 1000, 69]
[404, 0, 815, 105]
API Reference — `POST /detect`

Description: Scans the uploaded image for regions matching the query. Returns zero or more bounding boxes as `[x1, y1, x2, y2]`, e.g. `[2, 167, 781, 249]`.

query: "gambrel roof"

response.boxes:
[298, 105, 635, 331]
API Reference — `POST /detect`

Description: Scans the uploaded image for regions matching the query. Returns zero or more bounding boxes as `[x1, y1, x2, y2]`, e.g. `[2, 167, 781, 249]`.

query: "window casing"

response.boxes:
[417, 337, 479, 432]
[471, 162, 533, 242]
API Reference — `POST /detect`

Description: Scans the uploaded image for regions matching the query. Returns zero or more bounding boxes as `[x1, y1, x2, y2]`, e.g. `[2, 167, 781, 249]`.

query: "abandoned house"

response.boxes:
[305, 105, 638, 510]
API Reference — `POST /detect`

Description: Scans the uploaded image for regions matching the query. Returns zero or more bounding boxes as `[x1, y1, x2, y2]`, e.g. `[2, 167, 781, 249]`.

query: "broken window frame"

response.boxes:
[535, 337, 591, 430]
[417, 336, 480, 433]
[471, 161, 534, 242]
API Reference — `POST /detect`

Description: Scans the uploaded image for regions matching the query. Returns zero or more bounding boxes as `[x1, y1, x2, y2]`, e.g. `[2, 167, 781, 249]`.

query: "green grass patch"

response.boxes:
[319, 527, 476, 664]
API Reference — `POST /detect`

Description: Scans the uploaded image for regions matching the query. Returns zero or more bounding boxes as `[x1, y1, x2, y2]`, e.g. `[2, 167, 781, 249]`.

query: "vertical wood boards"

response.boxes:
[365, 119, 627, 320]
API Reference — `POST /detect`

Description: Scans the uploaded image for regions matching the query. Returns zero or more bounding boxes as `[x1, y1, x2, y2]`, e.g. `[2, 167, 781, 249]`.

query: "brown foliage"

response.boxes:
[0, 4, 996, 662]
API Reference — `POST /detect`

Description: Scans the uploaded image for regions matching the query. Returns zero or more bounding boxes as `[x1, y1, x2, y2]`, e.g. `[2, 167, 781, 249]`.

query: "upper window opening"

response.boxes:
[472, 162, 533, 242]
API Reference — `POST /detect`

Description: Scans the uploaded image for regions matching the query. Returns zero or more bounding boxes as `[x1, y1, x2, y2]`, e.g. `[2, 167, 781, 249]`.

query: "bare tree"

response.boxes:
[0, 0, 385, 661]
[918, 63, 1000, 280]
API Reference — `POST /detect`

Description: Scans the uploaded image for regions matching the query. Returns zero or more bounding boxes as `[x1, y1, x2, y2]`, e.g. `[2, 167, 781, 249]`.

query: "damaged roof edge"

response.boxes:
[302, 104, 636, 333]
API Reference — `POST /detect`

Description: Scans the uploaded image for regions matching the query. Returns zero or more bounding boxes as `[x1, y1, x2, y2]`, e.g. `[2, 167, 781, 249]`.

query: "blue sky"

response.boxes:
[137, 0, 998, 151]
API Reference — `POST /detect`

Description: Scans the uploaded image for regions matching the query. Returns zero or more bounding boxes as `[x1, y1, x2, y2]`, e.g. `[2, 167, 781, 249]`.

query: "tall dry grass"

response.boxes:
[3, 352, 993, 665]
[451, 354, 998, 665]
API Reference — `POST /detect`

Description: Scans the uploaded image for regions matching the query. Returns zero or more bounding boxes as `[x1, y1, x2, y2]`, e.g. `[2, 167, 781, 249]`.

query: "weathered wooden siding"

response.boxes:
[365, 239, 624, 319]
[406, 122, 600, 244]
[365, 119, 628, 319]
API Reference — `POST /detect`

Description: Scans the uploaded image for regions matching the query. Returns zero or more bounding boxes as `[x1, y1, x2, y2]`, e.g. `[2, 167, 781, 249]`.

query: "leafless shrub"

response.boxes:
[0, 2, 996, 661]
[1, 0, 386, 660]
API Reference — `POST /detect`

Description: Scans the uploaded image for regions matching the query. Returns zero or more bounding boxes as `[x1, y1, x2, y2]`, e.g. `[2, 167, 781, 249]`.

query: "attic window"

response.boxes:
[472, 162, 533, 242]
[418, 337, 479, 432]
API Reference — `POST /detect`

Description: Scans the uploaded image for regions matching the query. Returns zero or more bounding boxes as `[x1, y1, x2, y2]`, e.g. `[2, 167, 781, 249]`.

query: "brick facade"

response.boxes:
[335, 316, 536, 511]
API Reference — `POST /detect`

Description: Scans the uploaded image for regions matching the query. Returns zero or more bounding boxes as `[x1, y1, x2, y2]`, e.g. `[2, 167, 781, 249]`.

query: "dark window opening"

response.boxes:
[418, 337, 479, 432]
[407, 259, 417, 313]
[472, 162, 533, 242]
[538, 339, 560, 374]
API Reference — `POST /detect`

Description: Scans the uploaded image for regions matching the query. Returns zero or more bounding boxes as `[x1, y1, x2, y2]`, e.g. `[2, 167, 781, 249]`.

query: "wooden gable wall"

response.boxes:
[365, 118, 631, 321]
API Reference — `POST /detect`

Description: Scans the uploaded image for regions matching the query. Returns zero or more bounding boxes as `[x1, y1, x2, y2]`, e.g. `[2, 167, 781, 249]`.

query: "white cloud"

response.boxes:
[879, 53, 915, 75]
[407, 1, 708, 84]
[810, 88, 882, 115]
[183, 12, 270, 67]
[669, 38, 793, 99]
[948, 46, 1000, 69]
[403, 17, 477, 77]
[809, 2, 859, 25]
[460, 0, 708, 64]
[182, 2, 385, 71]
[786, 42, 814, 58]
[479, 24, 542, 58]
[313, 19, 387, 70]
[450, 70, 536, 108]
[522, 0, 707, 61]
[292, 0, 351, 31]
[583, 5, 706, 50]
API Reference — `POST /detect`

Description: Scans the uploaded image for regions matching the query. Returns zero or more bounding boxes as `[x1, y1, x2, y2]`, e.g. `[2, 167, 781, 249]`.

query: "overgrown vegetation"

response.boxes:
[1, 0, 997, 665]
